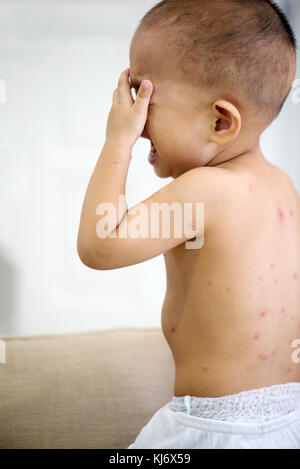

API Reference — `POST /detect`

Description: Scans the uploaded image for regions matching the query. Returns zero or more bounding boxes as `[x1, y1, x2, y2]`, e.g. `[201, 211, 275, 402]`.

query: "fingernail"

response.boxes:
[142, 80, 151, 90]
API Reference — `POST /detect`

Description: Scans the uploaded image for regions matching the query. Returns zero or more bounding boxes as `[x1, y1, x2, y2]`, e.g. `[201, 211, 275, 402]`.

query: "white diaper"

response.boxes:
[127, 383, 300, 449]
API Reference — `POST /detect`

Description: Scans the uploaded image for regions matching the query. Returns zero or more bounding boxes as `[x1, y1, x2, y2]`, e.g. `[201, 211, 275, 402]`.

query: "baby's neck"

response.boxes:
[208, 141, 262, 168]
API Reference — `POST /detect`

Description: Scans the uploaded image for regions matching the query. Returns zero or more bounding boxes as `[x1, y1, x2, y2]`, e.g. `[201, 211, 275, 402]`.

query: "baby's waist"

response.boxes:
[172, 383, 300, 423]
[171, 349, 300, 398]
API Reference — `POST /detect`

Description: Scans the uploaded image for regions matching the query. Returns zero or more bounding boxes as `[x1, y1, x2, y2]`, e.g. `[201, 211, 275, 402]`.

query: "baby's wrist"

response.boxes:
[105, 132, 136, 149]
[102, 139, 133, 159]
[104, 139, 133, 148]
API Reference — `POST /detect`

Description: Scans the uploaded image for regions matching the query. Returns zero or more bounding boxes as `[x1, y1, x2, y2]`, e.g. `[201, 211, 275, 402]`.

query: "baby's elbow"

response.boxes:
[77, 239, 112, 271]
[77, 243, 95, 269]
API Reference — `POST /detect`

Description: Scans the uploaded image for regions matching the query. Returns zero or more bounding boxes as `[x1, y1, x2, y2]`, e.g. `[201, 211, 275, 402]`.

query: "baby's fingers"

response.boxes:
[133, 80, 153, 114]
[117, 68, 134, 105]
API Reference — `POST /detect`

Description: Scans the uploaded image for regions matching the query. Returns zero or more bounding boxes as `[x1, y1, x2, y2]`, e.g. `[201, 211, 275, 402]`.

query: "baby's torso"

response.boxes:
[162, 157, 300, 397]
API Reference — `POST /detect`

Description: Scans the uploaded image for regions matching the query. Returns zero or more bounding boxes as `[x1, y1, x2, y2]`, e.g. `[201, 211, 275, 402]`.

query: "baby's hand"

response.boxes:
[105, 68, 153, 147]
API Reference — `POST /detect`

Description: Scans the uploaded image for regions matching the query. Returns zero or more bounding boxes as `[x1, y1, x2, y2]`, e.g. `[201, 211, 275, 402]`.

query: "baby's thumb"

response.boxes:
[134, 80, 153, 112]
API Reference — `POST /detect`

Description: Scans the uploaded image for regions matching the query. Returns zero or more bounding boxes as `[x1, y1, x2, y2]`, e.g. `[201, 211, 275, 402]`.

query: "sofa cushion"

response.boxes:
[0, 328, 174, 449]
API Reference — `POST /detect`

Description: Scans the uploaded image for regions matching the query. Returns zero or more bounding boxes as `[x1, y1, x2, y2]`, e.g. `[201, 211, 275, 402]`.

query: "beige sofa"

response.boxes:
[0, 328, 175, 449]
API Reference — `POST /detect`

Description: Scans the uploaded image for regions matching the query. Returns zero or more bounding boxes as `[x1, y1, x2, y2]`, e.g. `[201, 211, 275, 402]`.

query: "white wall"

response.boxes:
[261, 0, 300, 190]
[0, 0, 299, 336]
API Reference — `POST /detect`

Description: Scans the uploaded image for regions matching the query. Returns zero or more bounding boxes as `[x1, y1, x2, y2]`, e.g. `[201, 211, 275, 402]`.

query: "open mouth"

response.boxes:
[148, 141, 158, 165]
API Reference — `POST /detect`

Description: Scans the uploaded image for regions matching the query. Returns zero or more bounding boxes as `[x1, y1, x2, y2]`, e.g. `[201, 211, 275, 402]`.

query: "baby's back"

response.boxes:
[162, 155, 300, 397]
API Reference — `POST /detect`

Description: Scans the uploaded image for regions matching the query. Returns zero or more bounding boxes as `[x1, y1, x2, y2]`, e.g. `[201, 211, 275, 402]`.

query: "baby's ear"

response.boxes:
[208, 100, 241, 144]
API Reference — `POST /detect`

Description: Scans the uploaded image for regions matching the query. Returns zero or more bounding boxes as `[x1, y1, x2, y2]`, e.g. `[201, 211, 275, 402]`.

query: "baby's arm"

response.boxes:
[77, 69, 226, 270]
[78, 163, 221, 270]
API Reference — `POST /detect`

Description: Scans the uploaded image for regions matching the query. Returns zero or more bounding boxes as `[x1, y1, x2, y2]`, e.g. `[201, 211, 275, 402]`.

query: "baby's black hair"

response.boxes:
[267, 0, 297, 50]
[138, 0, 297, 125]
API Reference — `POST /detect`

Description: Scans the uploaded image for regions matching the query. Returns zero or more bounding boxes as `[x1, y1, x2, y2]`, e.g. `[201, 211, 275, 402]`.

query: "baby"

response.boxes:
[77, 0, 300, 449]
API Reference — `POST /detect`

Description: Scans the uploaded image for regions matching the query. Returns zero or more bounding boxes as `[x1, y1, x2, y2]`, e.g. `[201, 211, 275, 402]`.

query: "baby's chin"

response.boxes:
[150, 156, 170, 178]
[153, 159, 179, 179]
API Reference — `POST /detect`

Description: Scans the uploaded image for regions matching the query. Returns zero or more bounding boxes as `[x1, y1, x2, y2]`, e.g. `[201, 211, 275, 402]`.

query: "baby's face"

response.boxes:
[129, 33, 212, 179]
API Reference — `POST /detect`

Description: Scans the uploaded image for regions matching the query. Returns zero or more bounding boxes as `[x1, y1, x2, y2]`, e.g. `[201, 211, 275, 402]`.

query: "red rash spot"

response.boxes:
[202, 366, 209, 372]
[274, 278, 278, 284]
[258, 353, 268, 361]
[290, 210, 294, 217]
[270, 264, 274, 270]
[293, 273, 298, 280]
[207, 281, 213, 286]
[259, 276, 262, 281]
[281, 307, 286, 313]
[287, 368, 292, 373]
[291, 316, 295, 321]
[171, 326, 177, 332]
[271, 350, 277, 356]
[226, 287, 231, 293]
[260, 310, 267, 318]
[253, 332, 260, 340]
[278, 209, 284, 221]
